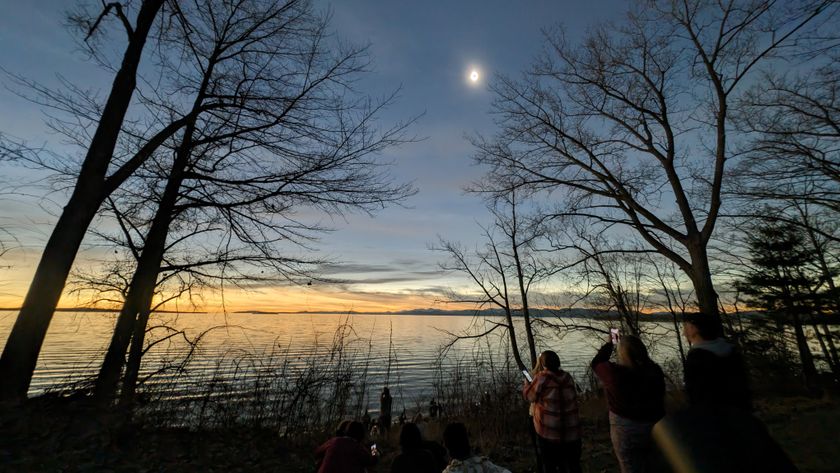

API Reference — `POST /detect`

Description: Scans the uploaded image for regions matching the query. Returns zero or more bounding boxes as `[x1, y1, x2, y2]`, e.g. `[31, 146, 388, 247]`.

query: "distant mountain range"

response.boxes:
[0, 306, 772, 323]
[232, 307, 690, 321]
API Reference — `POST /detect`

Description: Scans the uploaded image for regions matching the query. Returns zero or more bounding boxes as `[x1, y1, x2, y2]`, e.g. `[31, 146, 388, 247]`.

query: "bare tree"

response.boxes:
[433, 193, 555, 371]
[648, 256, 692, 366]
[731, 56, 840, 240]
[559, 227, 651, 337]
[727, 51, 840, 368]
[0, 0, 174, 403]
[486, 191, 547, 366]
[90, 0, 414, 403]
[434, 238, 527, 372]
[472, 0, 838, 332]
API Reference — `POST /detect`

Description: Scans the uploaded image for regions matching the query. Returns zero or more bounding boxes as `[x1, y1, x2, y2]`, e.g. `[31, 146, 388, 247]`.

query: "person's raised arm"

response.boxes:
[591, 342, 614, 368]
[591, 341, 615, 384]
[522, 373, 543, 402]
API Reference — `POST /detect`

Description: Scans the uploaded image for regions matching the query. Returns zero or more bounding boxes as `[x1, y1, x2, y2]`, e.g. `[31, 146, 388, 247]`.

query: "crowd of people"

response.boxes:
[315, 418, 512, 473]
[315, 313, 796, 473]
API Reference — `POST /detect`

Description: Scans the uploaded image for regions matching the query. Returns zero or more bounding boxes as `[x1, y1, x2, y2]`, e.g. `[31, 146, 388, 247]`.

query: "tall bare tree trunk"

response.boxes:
[688, 242, 721, 325]
[504, 307, 526, 372]
[511, 243, 537, 367]
[811, 321, 840, 382]
[120, 306, 152, 405]
[95, 117, 196, 402]
[0, 0, 165, 403]
[800, 212, 840, 369]
[791, 312, 820, 391]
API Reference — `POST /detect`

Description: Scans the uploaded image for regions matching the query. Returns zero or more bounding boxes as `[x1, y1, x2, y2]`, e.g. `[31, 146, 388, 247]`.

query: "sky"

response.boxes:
[0, 0, 626, 313]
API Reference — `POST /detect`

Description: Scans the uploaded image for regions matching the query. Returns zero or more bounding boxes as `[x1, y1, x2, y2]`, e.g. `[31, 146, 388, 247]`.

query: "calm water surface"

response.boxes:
[0, 311, 680, 411]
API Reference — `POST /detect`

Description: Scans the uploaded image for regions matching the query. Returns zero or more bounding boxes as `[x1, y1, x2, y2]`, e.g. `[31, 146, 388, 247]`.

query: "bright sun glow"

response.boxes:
[469, 70, 479, 82]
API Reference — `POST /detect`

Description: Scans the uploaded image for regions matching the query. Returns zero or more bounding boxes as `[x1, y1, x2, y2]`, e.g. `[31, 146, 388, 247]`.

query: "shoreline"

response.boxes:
[1, 391, 837, 472]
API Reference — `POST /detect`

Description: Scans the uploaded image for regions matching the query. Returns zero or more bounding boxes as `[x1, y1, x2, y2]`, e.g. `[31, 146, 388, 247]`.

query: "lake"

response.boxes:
[0, 311, 683, 415]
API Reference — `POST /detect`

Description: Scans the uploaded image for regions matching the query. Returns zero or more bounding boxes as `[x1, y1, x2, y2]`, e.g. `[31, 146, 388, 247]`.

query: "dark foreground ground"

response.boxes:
[1, 394, 838, 473]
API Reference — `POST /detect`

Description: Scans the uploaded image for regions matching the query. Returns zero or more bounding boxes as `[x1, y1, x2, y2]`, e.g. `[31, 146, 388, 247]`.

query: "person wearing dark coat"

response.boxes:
[682, 313, 752, 411]
[592, 334, 665, 473]
[651, 314, 799, 473]
[380, 387, 393, 433]
[390, 422, 439, 473]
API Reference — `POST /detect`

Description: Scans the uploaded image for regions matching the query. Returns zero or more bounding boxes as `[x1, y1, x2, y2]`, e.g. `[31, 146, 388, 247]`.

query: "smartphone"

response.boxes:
[370, 443, 377, 454]
[610, 328, 620, 344]
[522, 369, 533, 382]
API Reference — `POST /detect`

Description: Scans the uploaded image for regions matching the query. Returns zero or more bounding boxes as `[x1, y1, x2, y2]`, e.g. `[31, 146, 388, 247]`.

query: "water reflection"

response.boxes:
[0, 311, 680, 413]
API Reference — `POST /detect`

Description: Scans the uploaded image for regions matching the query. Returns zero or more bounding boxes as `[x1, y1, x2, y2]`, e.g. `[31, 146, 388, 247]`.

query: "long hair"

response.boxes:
[335, 419, 352, 437]
[618, 335, 653, 369]
[531, 353, 546, 376]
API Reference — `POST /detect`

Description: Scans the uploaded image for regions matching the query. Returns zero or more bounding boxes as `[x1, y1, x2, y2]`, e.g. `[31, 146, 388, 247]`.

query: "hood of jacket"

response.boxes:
[690, 337, 734, 357]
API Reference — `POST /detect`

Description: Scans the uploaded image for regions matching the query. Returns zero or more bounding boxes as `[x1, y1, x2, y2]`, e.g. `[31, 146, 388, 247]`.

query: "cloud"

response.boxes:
[316, 262, 398, 275]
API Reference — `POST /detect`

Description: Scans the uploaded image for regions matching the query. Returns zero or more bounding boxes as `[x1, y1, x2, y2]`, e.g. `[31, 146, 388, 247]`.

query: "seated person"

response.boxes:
[441, 423, 511, 473]
[315, 421, 378, 473]
[390, 423, 439, 473]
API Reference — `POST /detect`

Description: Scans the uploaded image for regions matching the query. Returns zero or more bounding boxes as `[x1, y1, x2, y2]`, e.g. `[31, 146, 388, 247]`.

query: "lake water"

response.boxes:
[0, 311, 683, 414]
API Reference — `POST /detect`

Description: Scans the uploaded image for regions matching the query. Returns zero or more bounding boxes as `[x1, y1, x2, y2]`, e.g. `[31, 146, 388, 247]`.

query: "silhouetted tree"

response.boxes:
[434, 191, 558, 370]
[736, 221, 829, 390]
[732, 56, 840, 242]
[549, 224, 653, 338]
[0, 0, 173, 403]
[91, 0, 414, 403]
[472, 0, 838, 334]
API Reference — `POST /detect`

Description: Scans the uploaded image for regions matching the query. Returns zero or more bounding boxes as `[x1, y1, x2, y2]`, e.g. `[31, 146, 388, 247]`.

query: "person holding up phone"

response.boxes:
[591, 333, 665, 473]
[522, 351, 582, 473]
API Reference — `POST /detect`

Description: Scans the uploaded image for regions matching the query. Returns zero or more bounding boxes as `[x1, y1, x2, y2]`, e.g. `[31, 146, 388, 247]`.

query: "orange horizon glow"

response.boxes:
[0, 285, 459, 314]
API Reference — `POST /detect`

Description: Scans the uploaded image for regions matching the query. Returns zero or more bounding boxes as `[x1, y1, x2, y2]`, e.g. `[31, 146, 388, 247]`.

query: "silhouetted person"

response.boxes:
[442, 422, 511, 473]
[335, 419, 353, 437]
[315, 420, 378, 473]
[653, 404, 799, 473]
[380, 387, 393, 433]
[390, 422, 438, 473]
[362, 411, 372, 432]
[592, 335, 665, 473]
[429, 398, 440, 418]
[682, 313, 751, 411]
[651, 314, 799, 473]
[523, 350, 582, 473]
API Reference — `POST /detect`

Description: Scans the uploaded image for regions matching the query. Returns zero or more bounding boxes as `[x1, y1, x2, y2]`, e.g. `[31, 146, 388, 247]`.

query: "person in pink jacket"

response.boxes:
[523, 350, 581, 473]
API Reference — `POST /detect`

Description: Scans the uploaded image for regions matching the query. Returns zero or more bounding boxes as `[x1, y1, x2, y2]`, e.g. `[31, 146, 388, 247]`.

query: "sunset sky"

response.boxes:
[0, 1, 626, 313]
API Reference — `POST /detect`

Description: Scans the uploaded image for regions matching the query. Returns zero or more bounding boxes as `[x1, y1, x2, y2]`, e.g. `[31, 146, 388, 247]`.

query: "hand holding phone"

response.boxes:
[522, 369, 533, 383]
[610, 328, 620, 344]
[370, 443, 378, 456]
